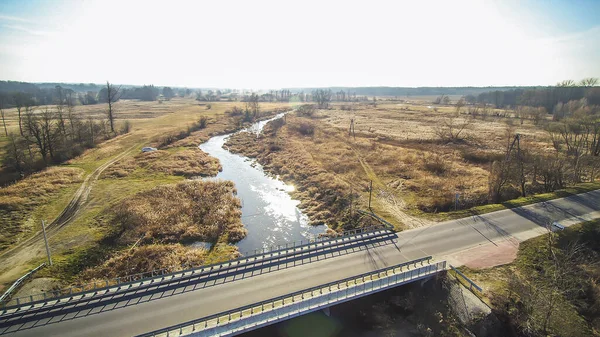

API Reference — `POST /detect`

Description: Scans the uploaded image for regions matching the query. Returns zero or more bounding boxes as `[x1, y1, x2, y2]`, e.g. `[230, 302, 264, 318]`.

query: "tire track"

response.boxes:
[0, 144, 138, 283]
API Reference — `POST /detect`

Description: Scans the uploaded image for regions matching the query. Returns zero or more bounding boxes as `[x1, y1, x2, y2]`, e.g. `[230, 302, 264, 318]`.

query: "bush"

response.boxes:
[462, 150, 504, 164]
[297, 104, 316, 117]
[226, 106, 244, 116]
[422, 155, 448, 176]
[199, 116, 208, 129]
[294, 122, 315, 136]
[113, 180, 245, 245]
[120, 120, 132, 134]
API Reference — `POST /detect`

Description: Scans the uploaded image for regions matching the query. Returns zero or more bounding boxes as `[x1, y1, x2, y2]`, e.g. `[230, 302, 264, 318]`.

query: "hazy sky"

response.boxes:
[0, 0, 599, 88]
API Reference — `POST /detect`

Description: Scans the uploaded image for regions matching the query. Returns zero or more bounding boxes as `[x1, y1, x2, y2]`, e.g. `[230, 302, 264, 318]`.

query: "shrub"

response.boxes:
[297, 104, 316, 117]
[113, 180, 245, 245]
[462, 150, 503, 164]
[199, 116, 208, 129]
[293, 122, 315, 136]
[120, 120, 132, 134]
[226, 106, 244, 116]
[422, 155, 448, 176]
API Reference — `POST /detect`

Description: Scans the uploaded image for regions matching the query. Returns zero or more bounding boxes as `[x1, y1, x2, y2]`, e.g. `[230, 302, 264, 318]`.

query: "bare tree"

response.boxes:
[55, 86, 67, 135]
[105, 81, 121, 134]
[557, 79, 576, 87]
[579, 77, 598, 87]
[455, 97, 465, 114]
[0, 96, 7, 137]
[13, 92, 29, 137]
[312, 89, 332, 108]
[434, 94, 446, 104]
[434, 113, 471, 142]
[23, 108, 49, 163]
[548, 117, 590, 183]
[6, 133, 25, 175]
[244, 93, 260, 121]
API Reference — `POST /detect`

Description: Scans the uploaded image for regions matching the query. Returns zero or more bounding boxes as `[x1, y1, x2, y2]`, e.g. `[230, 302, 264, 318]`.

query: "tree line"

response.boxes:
[469, 78, 600, 112]
[0, 81, 195, 108]
[0, 82, 128, 184]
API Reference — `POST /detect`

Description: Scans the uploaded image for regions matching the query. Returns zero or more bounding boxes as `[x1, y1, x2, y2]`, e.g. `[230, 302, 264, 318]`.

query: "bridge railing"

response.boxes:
[2, 225, 392, 310]
[448, 265, 482, 293]
[0, 263, 45, 307]
[357, 210, 395, 230]
[138, 256, 442, 337]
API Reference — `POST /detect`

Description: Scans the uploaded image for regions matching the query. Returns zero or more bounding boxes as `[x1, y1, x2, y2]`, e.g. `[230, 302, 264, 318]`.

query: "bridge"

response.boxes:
[0, 189, 599, 336]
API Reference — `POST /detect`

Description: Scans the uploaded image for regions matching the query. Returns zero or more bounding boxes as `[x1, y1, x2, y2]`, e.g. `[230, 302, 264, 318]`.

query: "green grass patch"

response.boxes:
[422, 182, 600, 221]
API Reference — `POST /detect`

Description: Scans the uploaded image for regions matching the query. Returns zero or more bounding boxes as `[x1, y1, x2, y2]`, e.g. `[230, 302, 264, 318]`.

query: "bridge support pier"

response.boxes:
[322, 307, 331, 317]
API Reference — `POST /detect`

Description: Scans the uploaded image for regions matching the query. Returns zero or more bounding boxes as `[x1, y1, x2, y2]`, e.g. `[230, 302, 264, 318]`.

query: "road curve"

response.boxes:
[1, 189, 599, 336]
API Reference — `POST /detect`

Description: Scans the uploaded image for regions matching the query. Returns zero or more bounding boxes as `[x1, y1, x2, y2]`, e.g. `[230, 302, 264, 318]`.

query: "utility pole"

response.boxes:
[454, 192, 460, 211]
[41, 220, 52, 266]
[368, 180, 373, 211]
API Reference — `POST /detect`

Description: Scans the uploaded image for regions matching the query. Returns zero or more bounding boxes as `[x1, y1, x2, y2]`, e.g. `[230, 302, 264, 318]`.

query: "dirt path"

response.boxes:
[351, 145, 433, 229]
[0, 145, 137, 287]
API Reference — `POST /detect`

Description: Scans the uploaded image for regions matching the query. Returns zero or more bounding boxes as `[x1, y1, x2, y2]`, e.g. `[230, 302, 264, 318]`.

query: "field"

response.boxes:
[1, 96, 597, 295]
[226, 100, 582, 230]
[0, 98, 291, 289]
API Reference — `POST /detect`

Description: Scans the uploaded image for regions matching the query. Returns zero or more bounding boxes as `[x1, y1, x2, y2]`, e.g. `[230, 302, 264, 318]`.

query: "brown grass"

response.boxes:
[226, 102, 554, 228]
[79, 243, 240, 280]
[114, 180, 246, 245]
[0, 100, 294, 288]
[0, 167, 84, 249]
[102, 148, 221, 179]
[227, 117, 379, 230]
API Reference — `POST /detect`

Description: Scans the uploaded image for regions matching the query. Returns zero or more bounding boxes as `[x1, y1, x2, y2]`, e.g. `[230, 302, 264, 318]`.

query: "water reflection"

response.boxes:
[199, 114, 326, 254]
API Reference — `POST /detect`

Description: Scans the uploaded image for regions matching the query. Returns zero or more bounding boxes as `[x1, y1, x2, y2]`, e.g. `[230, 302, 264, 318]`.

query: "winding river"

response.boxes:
[199, 114, 326, 254]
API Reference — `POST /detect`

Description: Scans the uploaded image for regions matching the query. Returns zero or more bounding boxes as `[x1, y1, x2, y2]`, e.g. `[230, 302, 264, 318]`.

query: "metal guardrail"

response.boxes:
[138, 257, 443, 337]
[0, 263, 45, 306]
[357, 210, 395, 230]
[3, 226, 390, 310]
[449, 265, 483, 292]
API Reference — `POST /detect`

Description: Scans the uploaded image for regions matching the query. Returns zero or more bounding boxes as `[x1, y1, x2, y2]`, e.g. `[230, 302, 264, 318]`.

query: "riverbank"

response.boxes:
[199, 113, 327, 253]
[226, 113, 384, 231]
[0, 100, 292, 291]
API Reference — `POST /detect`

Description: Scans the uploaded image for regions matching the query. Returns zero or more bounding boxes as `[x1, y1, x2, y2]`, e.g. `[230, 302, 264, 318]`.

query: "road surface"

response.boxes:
[1, 189, 599, 336]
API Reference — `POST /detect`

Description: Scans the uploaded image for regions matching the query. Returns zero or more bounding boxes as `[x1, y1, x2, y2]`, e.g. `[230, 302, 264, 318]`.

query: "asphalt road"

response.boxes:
[2, 189, 599, 337]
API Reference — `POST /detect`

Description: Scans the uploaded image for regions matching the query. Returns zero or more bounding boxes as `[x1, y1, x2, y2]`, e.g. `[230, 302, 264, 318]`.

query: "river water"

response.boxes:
[199, 114, 326, 254]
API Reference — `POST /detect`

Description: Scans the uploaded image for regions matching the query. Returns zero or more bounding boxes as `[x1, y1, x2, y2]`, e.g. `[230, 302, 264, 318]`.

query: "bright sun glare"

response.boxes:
[0, 0, 598, 88]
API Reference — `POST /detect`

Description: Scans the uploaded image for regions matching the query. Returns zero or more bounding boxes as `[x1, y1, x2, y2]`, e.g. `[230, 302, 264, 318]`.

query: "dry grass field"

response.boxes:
[0, 98, 291, 289]
[226, 101, 568, 230]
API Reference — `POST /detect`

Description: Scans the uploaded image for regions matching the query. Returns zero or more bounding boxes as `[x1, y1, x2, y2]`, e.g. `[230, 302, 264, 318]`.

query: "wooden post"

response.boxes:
[368, 180, 373, 211]
[41, 220, 52, 266]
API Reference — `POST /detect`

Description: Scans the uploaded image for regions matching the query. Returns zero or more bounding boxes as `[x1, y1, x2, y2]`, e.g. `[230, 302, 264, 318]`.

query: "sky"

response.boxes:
[0, 0, 599, 89]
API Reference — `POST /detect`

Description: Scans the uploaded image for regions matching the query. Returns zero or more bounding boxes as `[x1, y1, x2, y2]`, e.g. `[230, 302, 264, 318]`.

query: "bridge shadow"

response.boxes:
[0, 233, 399, 335]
